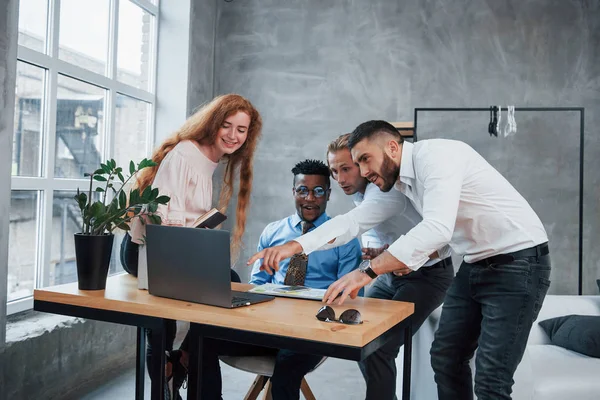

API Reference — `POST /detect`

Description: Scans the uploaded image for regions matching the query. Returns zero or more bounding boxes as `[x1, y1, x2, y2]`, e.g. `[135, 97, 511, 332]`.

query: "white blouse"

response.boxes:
[130, 140, 218, 288]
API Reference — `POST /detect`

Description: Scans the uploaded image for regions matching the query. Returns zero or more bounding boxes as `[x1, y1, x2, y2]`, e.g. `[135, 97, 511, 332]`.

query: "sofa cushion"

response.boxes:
[528, 296, 600, 345]
[526, 344, 600, 400]
[539, 315, 600, 358]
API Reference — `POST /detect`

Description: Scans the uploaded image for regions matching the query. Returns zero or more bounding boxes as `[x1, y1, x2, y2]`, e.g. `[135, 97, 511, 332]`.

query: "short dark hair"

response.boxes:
[292, 159, 330, 186]
[348, 120, 403, 148]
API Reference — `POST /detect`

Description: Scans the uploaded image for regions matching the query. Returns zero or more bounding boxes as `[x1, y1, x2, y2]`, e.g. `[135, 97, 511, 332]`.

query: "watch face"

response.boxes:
[359, 260, 370, 271]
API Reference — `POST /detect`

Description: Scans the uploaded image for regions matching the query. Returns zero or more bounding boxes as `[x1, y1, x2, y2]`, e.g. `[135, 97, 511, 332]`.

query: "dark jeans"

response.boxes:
[199, 340, 322, 400]
[358, 258, 454, 400]
[430, 252, 551, 400]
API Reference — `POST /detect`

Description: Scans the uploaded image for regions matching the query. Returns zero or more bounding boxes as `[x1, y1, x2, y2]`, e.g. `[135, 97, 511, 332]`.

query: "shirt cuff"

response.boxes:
[386, 235, 431, 271]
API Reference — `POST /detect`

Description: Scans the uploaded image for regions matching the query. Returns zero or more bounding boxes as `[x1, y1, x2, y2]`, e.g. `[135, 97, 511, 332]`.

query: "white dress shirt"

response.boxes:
[295, 182, 451, 268]
[385, 139, 548, 268]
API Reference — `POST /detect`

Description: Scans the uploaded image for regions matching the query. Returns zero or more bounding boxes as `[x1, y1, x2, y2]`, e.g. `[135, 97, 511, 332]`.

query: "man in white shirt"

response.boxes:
[328, 121, 550, 400]
[249, 120, 551, 400]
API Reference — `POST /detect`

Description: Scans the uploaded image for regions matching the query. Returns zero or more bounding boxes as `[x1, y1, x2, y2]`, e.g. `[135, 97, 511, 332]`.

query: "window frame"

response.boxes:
[8, 0, 159, 314]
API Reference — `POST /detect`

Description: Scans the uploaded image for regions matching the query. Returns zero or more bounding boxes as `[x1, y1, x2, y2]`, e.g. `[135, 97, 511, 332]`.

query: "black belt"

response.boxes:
[431, 257, 452, 269]
[473, 242, 549, 267]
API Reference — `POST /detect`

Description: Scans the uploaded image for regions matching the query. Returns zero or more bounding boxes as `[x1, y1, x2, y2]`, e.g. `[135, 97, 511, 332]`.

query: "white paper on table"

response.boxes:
[248, 283, 326, 301]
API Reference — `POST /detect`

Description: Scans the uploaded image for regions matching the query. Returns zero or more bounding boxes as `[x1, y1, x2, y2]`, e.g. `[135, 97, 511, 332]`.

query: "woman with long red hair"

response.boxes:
[121, 93, 262, 399]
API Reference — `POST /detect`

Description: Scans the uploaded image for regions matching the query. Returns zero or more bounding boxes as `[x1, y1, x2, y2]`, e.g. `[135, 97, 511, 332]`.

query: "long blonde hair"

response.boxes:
[136, 94, 263, 258]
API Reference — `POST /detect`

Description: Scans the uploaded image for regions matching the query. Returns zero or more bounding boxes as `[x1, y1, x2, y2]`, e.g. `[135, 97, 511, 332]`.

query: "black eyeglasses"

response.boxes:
[294, 186, 329, 198]
[316, 305, 362, 325]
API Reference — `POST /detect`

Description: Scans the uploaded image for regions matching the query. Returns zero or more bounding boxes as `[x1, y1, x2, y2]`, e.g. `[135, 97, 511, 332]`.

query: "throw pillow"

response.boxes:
[539, 315, 600, 358]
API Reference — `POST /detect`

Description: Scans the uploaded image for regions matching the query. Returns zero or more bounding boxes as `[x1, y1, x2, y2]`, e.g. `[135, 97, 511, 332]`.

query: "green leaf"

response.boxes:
[141, 186, 152, 202]
[148, 202, 158, 213]
[95, 187, 105, 192]
[118, 222, 130, 231]
[94, 168, 105, 175]
[147, 160, 157, 167]
[119, 191, 127, 208]
[155, 195, 170, 205]
[93, 175, 107, 182]
[110, 159, 116, 169]
[115, 167, 122, 173]
[139, 159, 148, 169]
[150, 188, 159, 201]
[129, 160, 135, 175]
[148, 214, 162, 225]
[101, 163, 110, 174]
[89, 201, 105, 218]
[74, 192, 88, 210]
[117, 172, 125, 183]
[130, 189, 140, 204]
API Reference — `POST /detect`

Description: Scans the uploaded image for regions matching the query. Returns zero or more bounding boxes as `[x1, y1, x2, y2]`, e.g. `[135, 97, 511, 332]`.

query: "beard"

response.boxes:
[378, 153, 400, 192]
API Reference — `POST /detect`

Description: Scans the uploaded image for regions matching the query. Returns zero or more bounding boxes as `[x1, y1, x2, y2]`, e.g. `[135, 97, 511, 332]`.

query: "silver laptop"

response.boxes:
[145, 224, 274, 308]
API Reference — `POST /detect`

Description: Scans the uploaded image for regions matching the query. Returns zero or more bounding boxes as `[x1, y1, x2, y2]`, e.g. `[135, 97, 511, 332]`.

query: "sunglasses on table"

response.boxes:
[316, 305, 363, 325]
[294, 186, 329, 198]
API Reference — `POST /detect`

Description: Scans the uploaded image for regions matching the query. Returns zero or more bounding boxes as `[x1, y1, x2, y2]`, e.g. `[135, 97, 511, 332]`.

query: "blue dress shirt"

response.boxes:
[250, 212, 363, 292]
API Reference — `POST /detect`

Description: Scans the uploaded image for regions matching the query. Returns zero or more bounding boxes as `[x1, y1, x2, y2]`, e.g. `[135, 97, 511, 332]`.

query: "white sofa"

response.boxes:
[395, 295, 600, 400]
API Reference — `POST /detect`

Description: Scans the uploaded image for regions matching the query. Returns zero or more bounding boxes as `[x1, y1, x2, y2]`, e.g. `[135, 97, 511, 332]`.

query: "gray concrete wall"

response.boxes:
[1, 314, 136, 400]
[0, 0, 19, 348]
[187, 0, 217, 116]
[213, 0, 600, 294]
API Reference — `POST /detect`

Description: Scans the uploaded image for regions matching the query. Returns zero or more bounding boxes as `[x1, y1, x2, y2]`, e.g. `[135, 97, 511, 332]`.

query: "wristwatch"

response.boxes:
[358, 259, 378, 279]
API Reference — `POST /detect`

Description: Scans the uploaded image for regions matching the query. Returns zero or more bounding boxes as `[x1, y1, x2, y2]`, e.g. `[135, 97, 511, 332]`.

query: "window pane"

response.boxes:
[114, 94, 149, 167]
[13, 61, 45, 177]
[18, 0, 48, 53]
[59, 0, 109, 75]
[8, 191, 40, 302]
[55, 74, 105, 179]
[117, 1, 154, 90]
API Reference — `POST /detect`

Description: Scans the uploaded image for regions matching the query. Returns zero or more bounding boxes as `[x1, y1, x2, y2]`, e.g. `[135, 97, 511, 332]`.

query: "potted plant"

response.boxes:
[73, 158, 170, 290]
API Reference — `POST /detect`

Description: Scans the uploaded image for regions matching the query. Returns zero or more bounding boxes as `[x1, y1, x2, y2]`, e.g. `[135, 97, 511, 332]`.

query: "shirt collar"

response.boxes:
[291, 211, 329, 229]
[399, 141, 415, 184]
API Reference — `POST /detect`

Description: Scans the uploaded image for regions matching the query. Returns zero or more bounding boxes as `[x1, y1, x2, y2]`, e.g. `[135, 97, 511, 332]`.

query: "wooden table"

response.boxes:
[34, 274, 414, 400]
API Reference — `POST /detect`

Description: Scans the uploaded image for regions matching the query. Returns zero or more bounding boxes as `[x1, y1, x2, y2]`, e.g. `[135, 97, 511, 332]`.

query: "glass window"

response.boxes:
[8, 191, 40, 302]
[117, 1, 154, 90]
[18, 0, 49, 53]
[13, 61, 45, 177]
[55, 75, 106, 179]
[11, 0, 158, 314]
[59, 0, 110, 75]
[114, 94, 150, 167]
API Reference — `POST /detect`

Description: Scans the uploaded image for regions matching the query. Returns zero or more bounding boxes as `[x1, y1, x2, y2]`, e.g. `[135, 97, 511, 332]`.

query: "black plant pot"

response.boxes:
[74, 233, 115, 290]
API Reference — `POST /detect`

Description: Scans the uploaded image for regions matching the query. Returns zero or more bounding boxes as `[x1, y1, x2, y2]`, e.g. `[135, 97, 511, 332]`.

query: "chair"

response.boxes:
[220, 355, 327, 400]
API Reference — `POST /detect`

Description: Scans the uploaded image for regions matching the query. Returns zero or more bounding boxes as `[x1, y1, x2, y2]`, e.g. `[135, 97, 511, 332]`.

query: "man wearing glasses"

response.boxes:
[249, 158, 363, 398]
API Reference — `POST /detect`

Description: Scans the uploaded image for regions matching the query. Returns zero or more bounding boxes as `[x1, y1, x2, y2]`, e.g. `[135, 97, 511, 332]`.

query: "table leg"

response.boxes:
[149, 320, 167, 400]
[187, 323, 205, 400]
[402, 317, 413, 400]
[136, 327, 146, 400]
